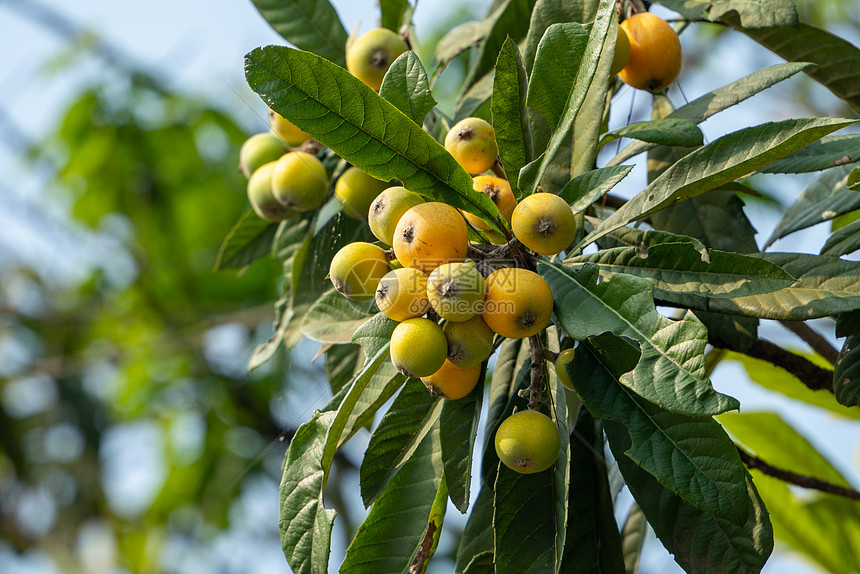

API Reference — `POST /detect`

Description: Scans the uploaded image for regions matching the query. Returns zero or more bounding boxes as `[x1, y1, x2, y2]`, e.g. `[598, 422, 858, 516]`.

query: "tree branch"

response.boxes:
[709, 335, 834, 393]
[528, 335, 545, 411]
[779, 320, 839, 365]
[737, 448, 860, 501]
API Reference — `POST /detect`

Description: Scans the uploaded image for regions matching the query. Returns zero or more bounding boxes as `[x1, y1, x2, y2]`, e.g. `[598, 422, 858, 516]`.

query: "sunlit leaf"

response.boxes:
[213, 209, 279, 270]
[492, 37, 533, 197]
[301, 289, 375, 344]
[251, 0, 348, 66]
[572, 335, 750, 525]
[542, 261, 739, 416]
[379, 51, 436, 126]
[599, 118, 703, 149]
[586, 117, 856, 246]
[766, 165, 858, 247]
[560, 166, 633, 214]
[652, 0, 797, 28]
[758, 135, 860, 174]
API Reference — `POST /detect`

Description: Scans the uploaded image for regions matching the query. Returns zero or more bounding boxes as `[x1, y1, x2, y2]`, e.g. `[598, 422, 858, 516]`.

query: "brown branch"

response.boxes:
[738, 448, 860, 501]
[779, 320, 839, 365]
[528, 335, 545, 411]
[709, 335, 834, 393]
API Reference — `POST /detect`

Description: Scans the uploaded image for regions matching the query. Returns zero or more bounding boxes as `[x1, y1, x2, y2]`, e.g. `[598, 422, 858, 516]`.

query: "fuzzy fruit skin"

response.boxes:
[495, 410, 560, 474]
[376, 267, 431, 322]
[426, 262, 486, 322]
[483, 267, 553, 339]
[421, 360, 482, 400]
[247, 161, 291, 221]
[390, 318, 448, 378]
[444, 315, 495, 368]
[444, 117, 498, 175]
[393, 202, 469, 274]
[511, 192, 577, 255]
[329, 242, 390, 301]
[554, 348, 576, 390]
[618, 12, 682, 92]
[268, 109, 310, 146]
[271, 151, 329, 211]
[335, 167, 390, 220]
[462, 175, 516, 230]
[610, 25, 632, 76]
[346, 28, 409, 92]
[239, 132, 288, 178]
[368, 186, 425, 246]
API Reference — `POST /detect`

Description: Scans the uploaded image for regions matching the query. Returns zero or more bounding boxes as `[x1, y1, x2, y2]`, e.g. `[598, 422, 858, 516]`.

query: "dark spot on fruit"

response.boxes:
[402, 224, 414, 244]
[518, 310, 536, 329]
[536, 216, 557, 237]
[457, 126, 474, 141]
[371, 48, 389, 69]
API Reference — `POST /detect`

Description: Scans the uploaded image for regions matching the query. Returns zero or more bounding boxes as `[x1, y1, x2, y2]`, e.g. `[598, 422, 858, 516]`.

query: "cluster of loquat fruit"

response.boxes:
[237, 13, 682, 475]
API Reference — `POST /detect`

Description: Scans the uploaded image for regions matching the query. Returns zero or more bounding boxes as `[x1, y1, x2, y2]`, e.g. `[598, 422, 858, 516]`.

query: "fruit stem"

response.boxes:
[527, 335, 546, 411]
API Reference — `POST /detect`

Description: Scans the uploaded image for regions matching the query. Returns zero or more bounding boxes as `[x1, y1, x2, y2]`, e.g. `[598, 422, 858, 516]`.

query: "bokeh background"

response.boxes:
[1, 1, 859, 573]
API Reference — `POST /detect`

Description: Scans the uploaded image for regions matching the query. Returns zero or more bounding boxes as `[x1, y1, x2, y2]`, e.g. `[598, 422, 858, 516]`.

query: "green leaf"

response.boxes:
[750, 472, 860, 574]
[324, 344, 360, 395]
[835, 336, 860, 408]
[527, 22, 591, 131]
[621, 504, 647, 574]
[343, 423, 446, 574]
[758, 135, 860, 174]
[599, 118, 703, 149]
[718, 411, 853, 486]
[336, 361, 407, 449]
[434, 20, 488, 75]
[605, 421, 773, 573]
[608, 63, 815, 167]
[493, 462, 559, 573]
[731, 19, 860, 114]
[766, 165, 859, 248]
[300, 290, 375, 344]
[709, 253, 860, 320]
[379, 51, 436, 126]
[492, 37, 533, 197]
[251, 0, 348, 66]
[566, 242, 794, 300]
[213, 209, 279, 270]
[440, 377, 484, 512]
[589, 117, 857, 246]
[559, 165, 633, 214]
[837, 310, 860, 338]
[523, 0, 600, 72]
[461, 0, 538, 97]
[590, 222, 709, 261]
[541, 262, 740, 416]
[722, 350, 859, 420]
[652, 0, 797, 28]
[455, 487, 495, 571]
[518, 0, 615, 192]
[821, 217, 860, 257]
[560, 410, 625, 574]
[380, 0, 409, 32]
[850, 167, 860, 191]
[572, 335, 750, 525]
[649, 189, 759, 254]
[352, 313, 399, 359]
[279, 411, 337, 574]
[694, 311, 759, 353]
[359, 379, 441, 507]
[244, 46, 502, 228]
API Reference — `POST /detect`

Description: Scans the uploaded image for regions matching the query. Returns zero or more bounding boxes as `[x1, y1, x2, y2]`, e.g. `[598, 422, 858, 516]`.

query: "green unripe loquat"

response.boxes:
[444, 117, 498, 175]
[494, 409, 560, 474]
[335, 167, 390, 220]
[346, 28, 409, 92]
[368, 186, 425, 246]
[239, 132, 288, 178]
[444, 315, 495, 369]
[390, 318, 448, 378]
[426, 262, 485, 322]
[247, 161, 292, 222]
[268, 108, 310, 146]
[272, 151, 329, 212]
[329, 242, 390, 301]
[375, 267, 431, 322]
